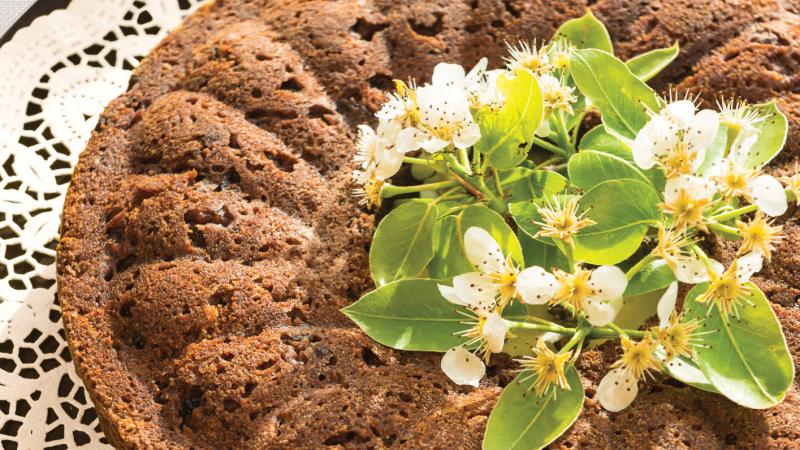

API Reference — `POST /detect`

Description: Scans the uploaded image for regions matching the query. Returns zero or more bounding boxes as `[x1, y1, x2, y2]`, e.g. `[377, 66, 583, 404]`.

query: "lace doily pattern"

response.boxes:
[0, 1, 201, 447]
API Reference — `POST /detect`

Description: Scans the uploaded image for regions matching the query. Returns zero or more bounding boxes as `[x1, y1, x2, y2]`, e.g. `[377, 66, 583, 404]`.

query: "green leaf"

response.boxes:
[624, 259, 675, 296]
[660, 351, 719, 394]
[573, 179, 660, 265]
[509, 200, 544, 240]
[739, 101, 788, 169]
[519, 232, 569, 272]
[428, 204, 522, 279]
[570, 49, 660, 141]
[484, 366, 584, 450]
[579, 125, 633, 156]
[683, 282, 794, 409]
[501, 168, 568, 202]
[369, 199, 437, 286]
[342, 279, 465, 352]
[568, 149, 651, 189]
[625, 42, 679, 82]
[475, 70, 544, 170]
[552, 9, 613, 53]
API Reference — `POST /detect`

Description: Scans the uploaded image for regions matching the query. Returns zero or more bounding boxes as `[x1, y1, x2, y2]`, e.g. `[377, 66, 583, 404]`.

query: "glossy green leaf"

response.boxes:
[475, 70, 544, 170]
[579, 125, 633, 156]
[552, 9, 613, 53]
[428, 204, 522, 279]
[568, 149, 651, 189]
[519, 231, 569, 272]
[740, 101, 788, 169]
[342, 279, 465, 352]
[509, 200, 544, 240]
[501, 168, 568, 202]
[660, 351, 718, 394]
[683, 282, 794, 409]
[570, 49, 660, 141]
[369, 199, 436, 286]
[573, 179, 660, 265]
[484, 366, 584, 450]
[624, 259, 675, 296]
[625, 42, 679, 82]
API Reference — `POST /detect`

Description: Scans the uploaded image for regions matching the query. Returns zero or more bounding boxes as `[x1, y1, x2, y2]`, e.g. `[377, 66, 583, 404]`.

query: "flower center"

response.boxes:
[553, 268, 593, 311]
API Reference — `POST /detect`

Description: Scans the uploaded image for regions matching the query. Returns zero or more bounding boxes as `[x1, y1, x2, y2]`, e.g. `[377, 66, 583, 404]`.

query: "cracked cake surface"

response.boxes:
[57, 0, 800, 448]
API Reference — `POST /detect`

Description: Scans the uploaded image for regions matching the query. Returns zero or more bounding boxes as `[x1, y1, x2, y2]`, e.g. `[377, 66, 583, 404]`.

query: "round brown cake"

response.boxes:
[57, 0, 800, 448]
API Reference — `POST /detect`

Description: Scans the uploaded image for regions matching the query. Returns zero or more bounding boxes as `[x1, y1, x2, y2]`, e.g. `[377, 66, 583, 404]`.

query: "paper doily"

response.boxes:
[0, 1, 202, 448]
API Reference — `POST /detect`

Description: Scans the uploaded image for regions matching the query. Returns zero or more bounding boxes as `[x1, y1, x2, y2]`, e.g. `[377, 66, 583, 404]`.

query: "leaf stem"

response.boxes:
[625, 254, 656, 280]
[707, 221, 742, 237]
[570, 110, 587, 146]
[690, 243, 715, 273]
[457, 147, 473, 175]
[710, 204, 757, 222]
[382, 180, 458, 198]
[505, 320, 646, 340]
[534, 155, 563, 170]
[532, 136, 570, 158]
[402, 156, 440, 167]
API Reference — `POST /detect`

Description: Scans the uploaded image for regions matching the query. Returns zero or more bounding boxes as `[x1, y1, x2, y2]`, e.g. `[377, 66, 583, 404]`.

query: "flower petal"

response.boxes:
[589, 265, 628, 301]
[664, 175, 716, 203]
[432, 62, 466, 89]
[374, 149, 404, 180]
[453, 121, 481, 149]
[657, 281, 679, 328]
[736, 251, 763, 282]
[396, 127, 424, 153]
[751, 174, 788, 217]
[633, 115, 675, 169]
[453, 272, 498, 312]
[441, 347, 485, 387]
[464, 227, 506, 274]
[516, 266, 559, 305]
[598, 368, 639, 412]
[685, 109, 719, 170]
[665, 100, 696, 129]
[438, 284, 467, 306]
[585, 296, 622, 327]
[535, 118, 551, 137]
[419, 136, 451, 153]
[674, 256, 723, 284]
[482, 312, 507, 354]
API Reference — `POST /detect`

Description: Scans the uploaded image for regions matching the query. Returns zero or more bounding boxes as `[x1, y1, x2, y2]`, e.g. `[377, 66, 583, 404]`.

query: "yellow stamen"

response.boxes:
[652, 224, 692, 271]
[695, 259, 752, 316]
[352, 173, 384, 210]
[737, 212, 782, 261]
[713, 158, 758, 201]
[551, 267, 593, 312]
[659, 141, 697, 179]
[517, 338, 572, 396]
[534, 197, 596, 245]
[660, 189, 711, 231]
[654, 313, 699, 361]
[611, 335, 661, 381]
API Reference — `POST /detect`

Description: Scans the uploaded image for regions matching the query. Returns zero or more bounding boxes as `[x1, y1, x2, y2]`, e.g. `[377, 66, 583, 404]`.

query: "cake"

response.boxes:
[56, 0, 800, 448]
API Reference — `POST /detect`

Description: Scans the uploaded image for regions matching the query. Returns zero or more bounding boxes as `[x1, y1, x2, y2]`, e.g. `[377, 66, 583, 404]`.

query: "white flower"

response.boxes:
[661, 175, 717, 231]
[696, 251, 763, 316]
[673, 255, 723, 284]
[632, 99, 719, 179]
[505, 40, 553, 75]
[597, 367, 639, 412]
[520, 264, 628, 327]
[376, 80, 418, 126]
[718, 99, 764, 146]
[538, 74, 576, 115]
[465, 58, 505, 110]
[395, 63, 481, 153]
[438, 227, 555, 310]
[354, 120, 404, 180]
[440, 310, 508, 387]
[709, 146, 788, 217]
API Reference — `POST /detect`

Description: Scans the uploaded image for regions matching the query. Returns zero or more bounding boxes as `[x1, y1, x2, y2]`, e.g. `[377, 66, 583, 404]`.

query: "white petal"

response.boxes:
[664, 175, 716, 203]
[453, 272, 498, 312]
[657, 281, 678, 328]
[466, 57, 488, 83]
[419, 136, 451, 153]
[751, 174, 788, 217]
[730, 133, 758, 166]
[597, 368, 639, 412]
[516, 266, 558, 305]
[665, 100, 697, 129]
[590, 265, 628, 300]
[438, 284, 467, 306]
[441, 347, 485, 387]
[541, 332, 562, 344]
[633, 115, 678, 168]
[453, 121, 481, 149]
[535, 119, 551, 137]
[396, 127, 424, 153]
[482, 312, 507, 354]
[585, 296, 622, 327]
[736, 251, 763, 282]
[464, 227, 506, 274]
[685, 109, 719, 154]
[374, 150, 404, 180]
[432, 62, 466, 89]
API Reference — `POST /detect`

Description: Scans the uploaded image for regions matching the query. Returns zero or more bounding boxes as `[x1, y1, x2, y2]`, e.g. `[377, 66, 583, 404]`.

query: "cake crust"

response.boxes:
[57, 1, 800, 448]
